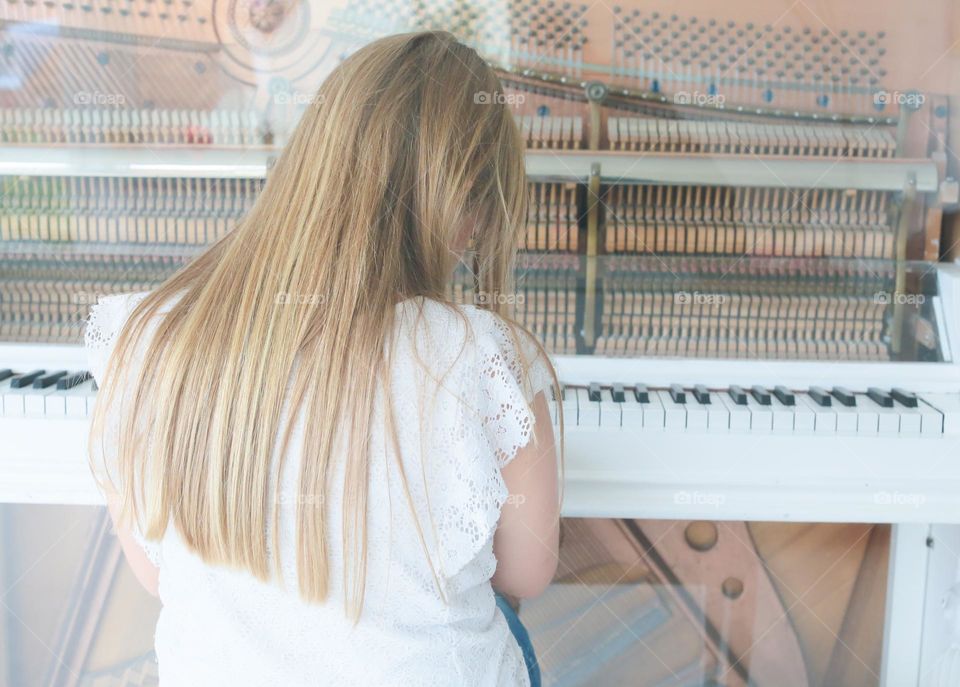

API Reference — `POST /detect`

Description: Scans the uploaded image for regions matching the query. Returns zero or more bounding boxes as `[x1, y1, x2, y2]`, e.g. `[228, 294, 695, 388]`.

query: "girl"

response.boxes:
[86, 31, 561, 686]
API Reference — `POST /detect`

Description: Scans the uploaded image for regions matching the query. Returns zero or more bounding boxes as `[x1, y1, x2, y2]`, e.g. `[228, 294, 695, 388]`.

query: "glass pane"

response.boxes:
[0, 506, 888, 686]
[1, 0, 955, 362]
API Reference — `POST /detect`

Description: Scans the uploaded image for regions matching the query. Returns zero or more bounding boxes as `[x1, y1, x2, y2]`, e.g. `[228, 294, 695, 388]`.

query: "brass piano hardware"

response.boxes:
[940, 177, 960, 208]
[497, 63, 899, 127]
[721, 577, 745, 600]
[891, 173, 917, 355]
[685, 521, 719, 552]
[583, 80, 607, 153]
[895, 90, 925, 157]
[583, 162, 600, 349]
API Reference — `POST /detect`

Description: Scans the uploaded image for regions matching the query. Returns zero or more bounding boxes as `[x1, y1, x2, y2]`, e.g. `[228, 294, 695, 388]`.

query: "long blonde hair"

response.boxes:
[89, 31, 559, 616]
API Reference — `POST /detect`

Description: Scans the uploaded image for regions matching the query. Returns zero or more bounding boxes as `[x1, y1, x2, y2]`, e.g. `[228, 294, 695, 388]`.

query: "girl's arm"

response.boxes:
[104, 490, 160, 597]
[492, 391, 560, 599]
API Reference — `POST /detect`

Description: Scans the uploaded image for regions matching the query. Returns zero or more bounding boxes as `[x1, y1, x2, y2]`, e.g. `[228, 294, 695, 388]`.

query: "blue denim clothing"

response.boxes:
[495, 592, 541, 687]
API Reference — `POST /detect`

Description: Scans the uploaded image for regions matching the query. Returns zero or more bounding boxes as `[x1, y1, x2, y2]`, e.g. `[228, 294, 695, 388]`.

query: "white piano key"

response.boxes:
[655, 390, 686, 430]
[833, 402, 859, 433]
[3, 386, 30, 416]
[45, 388, 68, 415]
[915, 399, 943, 435]
[684, 394, 709, 430]
[23, 386, 59, 415]
[599, 390, 621, 428]
[717, 393, 751, 431]
[561, 386, 578, 428]
[798, 395, 837, 433]
[859, 396, 899, 435]
[0, 376, 23, 415]
[920, 393, 960, 434]
[769, 396, 796, 432]
[877, 411, 900, 435]
[575, 387, 593, 427]
[642, 393, 666, 430]
[744, 396, 774, 431]
[852, 396, 880, 434]
[42, 378, 98, 416]
[704, 396, 730, 431]
[896, 407, 922, 435]
[548, 397, 560, 427]
[792, 397, 816, 432]
[620, 393, 644, 430]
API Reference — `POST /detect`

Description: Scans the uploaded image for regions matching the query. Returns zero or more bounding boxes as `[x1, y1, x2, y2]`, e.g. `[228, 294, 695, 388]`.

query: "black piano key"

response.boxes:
[0, 369, 13, 382]
[831, 386, 857, 407]
[728, 385, 748, 405]
[692, 384, 711, 404]
[57, 371, 91, 390]
[751, 385, 772, 405]
[32, 370, 68, 389]
[669, 384, 686, 403]
[611, 382, 626, 403]
[773, 385, 796, 406]
[10, 369, 44, 388]
[891, 387, 918, 408]
[588, 382, 602, 402]
[866, 387, 894, 408]
[634, 383, 650, 403]
[809, 386, 832, 407]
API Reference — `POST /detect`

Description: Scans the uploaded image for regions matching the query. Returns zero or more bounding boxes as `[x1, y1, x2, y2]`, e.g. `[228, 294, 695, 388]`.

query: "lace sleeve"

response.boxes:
[472, 310, 555, 469]
[85, 292, 149, 387]
[418, 306, 555, 581]
[84, 291, 162, 567]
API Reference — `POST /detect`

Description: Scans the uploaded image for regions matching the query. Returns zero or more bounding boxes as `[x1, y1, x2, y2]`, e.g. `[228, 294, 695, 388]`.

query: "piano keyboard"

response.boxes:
[4, 365, 955, 437]
[551, 383, 960, 435]
[0, 369, 96, 417]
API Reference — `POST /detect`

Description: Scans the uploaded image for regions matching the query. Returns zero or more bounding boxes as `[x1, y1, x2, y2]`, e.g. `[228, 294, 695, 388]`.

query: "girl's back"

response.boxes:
[87, 293, 553, 686]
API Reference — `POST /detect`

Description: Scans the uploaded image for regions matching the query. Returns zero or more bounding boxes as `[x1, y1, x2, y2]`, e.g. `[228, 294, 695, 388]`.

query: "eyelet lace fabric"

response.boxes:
[85, 291, 161, 565]
[84, 293, 554, 687]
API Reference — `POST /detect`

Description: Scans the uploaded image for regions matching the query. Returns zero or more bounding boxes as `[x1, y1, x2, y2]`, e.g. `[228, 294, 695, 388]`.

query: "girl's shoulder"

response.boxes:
[84, 291, 152, 384]
[84, 289, 185, 386]
[396, 297, 551, 387]
[395, 296, 533, 350]
[397, 297, 554, 434]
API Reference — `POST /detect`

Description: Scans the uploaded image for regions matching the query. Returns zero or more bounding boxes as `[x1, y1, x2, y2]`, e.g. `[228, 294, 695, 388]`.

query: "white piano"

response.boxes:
[1, 262, 959, 686]
[2, 111, 959, 685]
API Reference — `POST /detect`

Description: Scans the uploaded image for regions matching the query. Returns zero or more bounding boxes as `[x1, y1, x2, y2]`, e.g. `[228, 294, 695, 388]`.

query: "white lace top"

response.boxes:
[85, 291, 554, 687]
